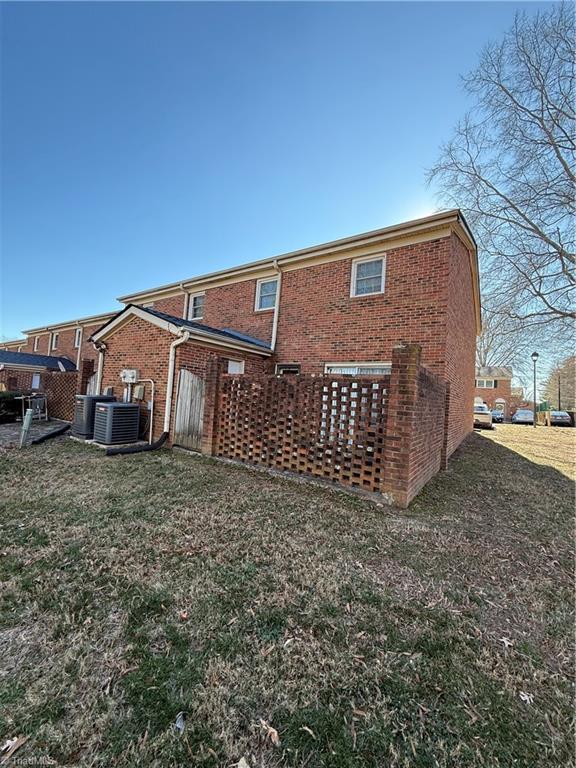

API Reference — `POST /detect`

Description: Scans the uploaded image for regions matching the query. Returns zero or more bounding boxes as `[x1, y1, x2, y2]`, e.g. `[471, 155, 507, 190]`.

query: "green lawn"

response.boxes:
[0, 425, 574, 767]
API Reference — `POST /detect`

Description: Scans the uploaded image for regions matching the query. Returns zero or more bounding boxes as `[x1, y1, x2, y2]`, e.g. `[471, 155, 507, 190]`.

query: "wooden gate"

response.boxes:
[174, 369, 205, 451]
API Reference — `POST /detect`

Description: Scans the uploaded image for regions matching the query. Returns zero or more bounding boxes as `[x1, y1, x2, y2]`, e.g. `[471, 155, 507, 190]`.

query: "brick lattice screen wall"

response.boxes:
[210, 344, 449, 506]
[215, 374, 390, 493]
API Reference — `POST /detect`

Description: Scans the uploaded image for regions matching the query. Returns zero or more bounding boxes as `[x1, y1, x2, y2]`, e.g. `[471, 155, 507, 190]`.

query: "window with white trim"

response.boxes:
[227, 359, 245, 374]
[51, 332, 59, 350]
[31, 373, 41, 389]
[33, 336, 40, 352]
[188, 293, 205, 321]
[255, 278, 278, 311]
[324, 362, 391, 376]
[475, 378, 495, 388]
[276, 363, 301, 375]
[74, 328, 82, 348]
[351, 255, 385, 297]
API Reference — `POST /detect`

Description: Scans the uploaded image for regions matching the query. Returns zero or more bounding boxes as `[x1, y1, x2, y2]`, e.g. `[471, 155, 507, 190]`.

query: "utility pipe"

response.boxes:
[93, 341, 107, 395]
[133, 378, 155, 444]
[271, 259, 283, 352]
[163, 330, 190, 433]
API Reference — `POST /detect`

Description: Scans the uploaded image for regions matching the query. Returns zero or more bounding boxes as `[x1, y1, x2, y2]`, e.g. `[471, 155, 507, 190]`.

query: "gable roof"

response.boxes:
[90, 305, 272, 356]
[476, 366, 513, 379]
[0, 350, 77, 371]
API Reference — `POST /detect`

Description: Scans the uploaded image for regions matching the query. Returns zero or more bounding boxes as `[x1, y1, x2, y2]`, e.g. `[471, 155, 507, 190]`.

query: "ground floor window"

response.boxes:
[227, 359, 245, 374]
[324, 362, 391, 376]
[31, 373, 41, 389]
[276, 363, 301, 375]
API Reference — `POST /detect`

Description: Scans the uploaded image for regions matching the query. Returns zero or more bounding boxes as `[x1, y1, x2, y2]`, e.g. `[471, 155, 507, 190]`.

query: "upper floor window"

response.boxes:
[351, 255, 386, 297]
[74, 328, 82, 348]
[325, 362, 391, 376]
[188, 293, 205, 321]
[33, 336, 40, 352]
[51, 332, 59, 351]
[255, 278, 278, 311]
[476, 378, 495, 388]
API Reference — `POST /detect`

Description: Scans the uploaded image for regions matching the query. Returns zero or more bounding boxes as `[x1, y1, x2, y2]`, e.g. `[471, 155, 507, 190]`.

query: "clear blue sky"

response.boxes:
[0, 1, 548, 339]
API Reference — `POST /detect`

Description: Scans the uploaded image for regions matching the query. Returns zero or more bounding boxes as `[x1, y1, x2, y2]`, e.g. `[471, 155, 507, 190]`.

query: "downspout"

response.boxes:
[163, 329, 190, 433]
[181, 283, 189, 320]
[75, 326, 83, 369]
[271, 259, 283, 352]
[93, 341, 107, 395]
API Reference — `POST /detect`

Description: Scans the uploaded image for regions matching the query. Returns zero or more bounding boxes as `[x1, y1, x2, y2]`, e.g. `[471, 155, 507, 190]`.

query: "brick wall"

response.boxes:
[99, 315, 271, 442]
[147, 294, 186, 318]
[443, 233, 476, 457]
[0, 368, 36, 391]
[15, 321, 106, 365]
[474, 379, 512, 415]
[209, 343, 447, 507]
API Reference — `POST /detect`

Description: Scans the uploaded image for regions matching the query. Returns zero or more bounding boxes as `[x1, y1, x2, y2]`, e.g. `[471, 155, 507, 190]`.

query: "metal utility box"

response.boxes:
[120, 369, 139, 384]
[93, 402, 140, 445]
[72, 395, 116, 439]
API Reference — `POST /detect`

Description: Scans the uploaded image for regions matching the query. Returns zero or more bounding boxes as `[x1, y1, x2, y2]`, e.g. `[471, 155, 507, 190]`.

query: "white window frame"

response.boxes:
[324, 362, 392, 376]
[33, 336, 40, 352]
[74, 328, 82, 348]
[255, 278, 278, 312]
[227, 359, 245, 374]
[187, 292, 205, 321]
[350, 254, 386, 298]
[51, 332, 59, 351]
[475, 378, 495, 389]
[275, 363, 301, 375]
[31, 373, 41, 389]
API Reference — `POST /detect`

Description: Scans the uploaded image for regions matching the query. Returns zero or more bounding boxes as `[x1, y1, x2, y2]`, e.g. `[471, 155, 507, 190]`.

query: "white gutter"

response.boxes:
[163, 330, 190, 433]
[271, 259, 282, 351]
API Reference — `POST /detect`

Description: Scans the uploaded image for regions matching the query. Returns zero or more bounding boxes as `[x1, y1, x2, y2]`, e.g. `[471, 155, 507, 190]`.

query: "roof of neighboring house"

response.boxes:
[116, 209, 481, 333]
[476, 366, 513, 379]
[90, 304, 272, 356]
[0, 350, 77, 371]
[23, 309, 119, 335]
[0, 339, 26, 349]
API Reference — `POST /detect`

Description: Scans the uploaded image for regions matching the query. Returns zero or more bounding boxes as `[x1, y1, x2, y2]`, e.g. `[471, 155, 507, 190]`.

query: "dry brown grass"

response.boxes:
[0, 425, 574, 767]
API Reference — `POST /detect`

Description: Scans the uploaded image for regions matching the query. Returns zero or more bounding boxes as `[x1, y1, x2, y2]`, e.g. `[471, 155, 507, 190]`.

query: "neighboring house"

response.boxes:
[17, 311, 117, 367]
[95, 209, 480, 461]
[0, 350, 76, 391]
[474, 366, 513, 416]
[0, 339, 27, 352]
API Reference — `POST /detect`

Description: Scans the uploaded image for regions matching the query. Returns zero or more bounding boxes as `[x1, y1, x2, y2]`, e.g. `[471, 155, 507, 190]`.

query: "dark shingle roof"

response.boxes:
[0, 350, 77, 371]
[138, 306, 271, 350]
[476, 366, 513, 379]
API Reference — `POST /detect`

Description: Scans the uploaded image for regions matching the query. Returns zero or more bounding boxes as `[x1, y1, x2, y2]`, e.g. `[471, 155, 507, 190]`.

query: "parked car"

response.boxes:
[550, 410, 572, 426]
[474, 404, 494, 429]
[491, 410, 504, 423]
[512, 409, 534, 424]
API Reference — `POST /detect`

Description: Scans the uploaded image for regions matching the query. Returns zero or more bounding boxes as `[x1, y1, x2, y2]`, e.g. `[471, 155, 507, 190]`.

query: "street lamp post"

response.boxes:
[531, 351, 539, 428]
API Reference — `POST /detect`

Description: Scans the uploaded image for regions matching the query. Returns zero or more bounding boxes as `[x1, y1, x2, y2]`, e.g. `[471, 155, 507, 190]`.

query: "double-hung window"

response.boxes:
[255, 278, 278, 311]
[51, 332, 59, 351]
[33, 336, 40, 352]
[74, 328, 82, 348]
[475, 378, 495, 388]
[351, 255, 385, 297]
[188, 293, 205, 321]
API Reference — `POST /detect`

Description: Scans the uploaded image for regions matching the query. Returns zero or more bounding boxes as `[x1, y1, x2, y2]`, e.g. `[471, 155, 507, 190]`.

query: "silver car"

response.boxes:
[474, 404, 494, 429]
[512, 409, 534, 424]
[550, 410, 572, 426]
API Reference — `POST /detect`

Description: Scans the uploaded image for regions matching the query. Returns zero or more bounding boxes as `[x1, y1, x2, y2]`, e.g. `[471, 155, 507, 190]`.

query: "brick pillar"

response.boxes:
[77, 359, 95, 395]
[201, 355, 225, 456]
[381, 342, 422, 508]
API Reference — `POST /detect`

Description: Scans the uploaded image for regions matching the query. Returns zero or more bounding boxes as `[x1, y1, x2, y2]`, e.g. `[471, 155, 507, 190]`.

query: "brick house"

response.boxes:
[474, 366, 513, 417]
[87, 209, 480, 504]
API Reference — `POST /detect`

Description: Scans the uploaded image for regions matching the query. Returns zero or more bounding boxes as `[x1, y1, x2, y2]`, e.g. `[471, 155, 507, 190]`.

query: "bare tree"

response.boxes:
[429, 3, 575, 328]
[543, 355, 576, 410]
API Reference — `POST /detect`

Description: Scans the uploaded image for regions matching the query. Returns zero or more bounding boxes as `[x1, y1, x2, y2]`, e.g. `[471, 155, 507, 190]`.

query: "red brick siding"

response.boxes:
[99, 315, 270, 442]
[274, 238, 451, 375]
[443, 233, 476, 457]
[146, 294, 186, 318]
[474, 379, 512, 416]
[13, 322, 105, 366]
[203, 281, 275, 344]
[0, 368, 36, 391]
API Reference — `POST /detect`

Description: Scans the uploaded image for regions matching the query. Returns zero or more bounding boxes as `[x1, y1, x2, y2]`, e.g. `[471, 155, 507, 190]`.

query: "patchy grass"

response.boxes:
[0, 425, 573, 767]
